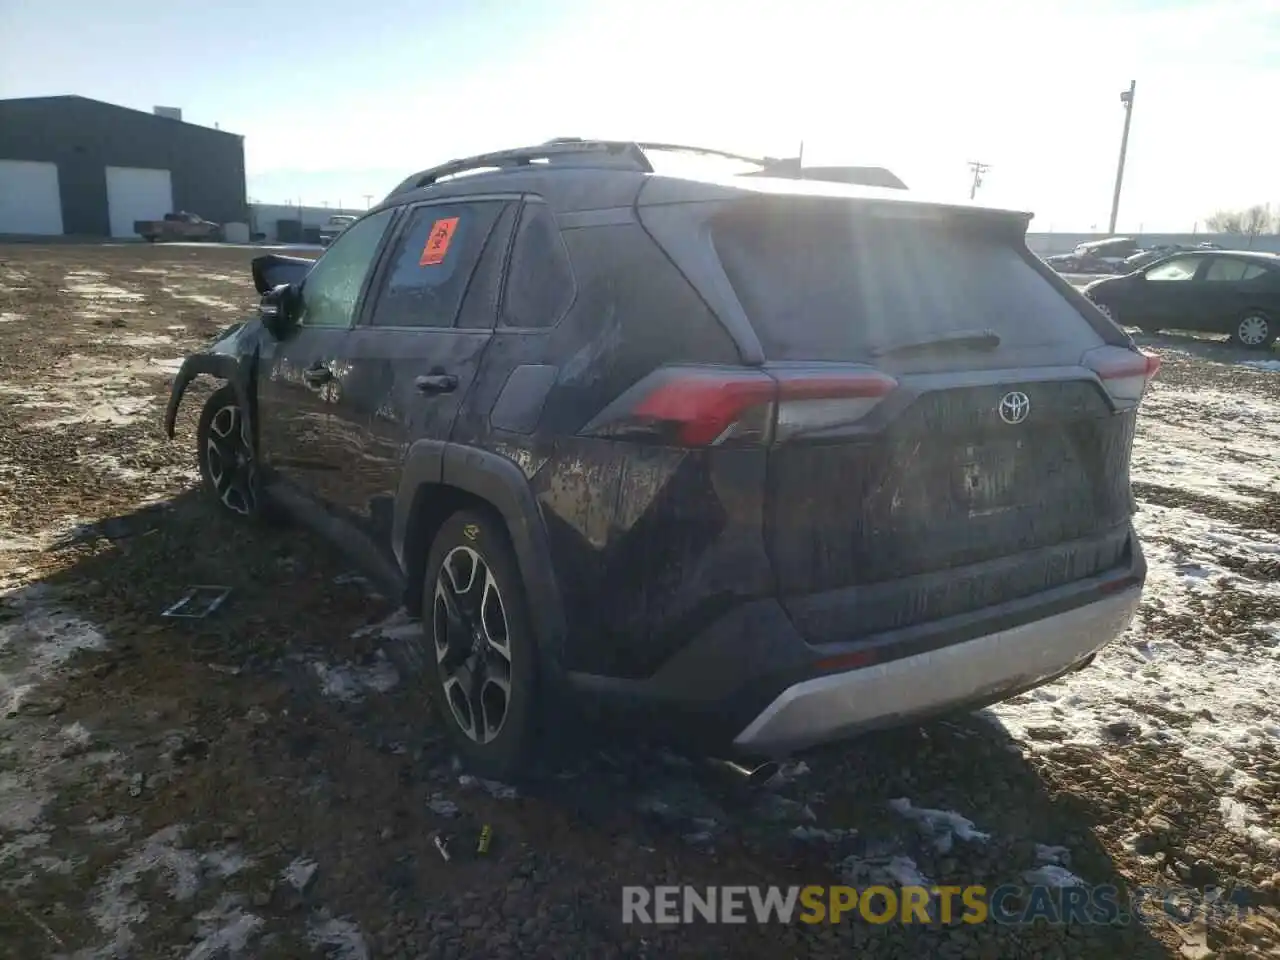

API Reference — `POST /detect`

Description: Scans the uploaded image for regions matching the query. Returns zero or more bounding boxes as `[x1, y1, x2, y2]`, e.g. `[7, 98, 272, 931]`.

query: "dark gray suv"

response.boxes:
[165, 140, 1158, 778]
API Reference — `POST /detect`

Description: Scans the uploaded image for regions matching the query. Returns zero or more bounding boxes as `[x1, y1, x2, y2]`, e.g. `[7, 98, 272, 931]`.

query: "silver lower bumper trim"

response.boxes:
[733, 587, 1142, 755]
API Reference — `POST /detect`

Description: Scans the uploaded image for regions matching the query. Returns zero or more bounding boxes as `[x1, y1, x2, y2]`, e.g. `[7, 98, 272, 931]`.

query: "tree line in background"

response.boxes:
[1203, 203, 1278, 239]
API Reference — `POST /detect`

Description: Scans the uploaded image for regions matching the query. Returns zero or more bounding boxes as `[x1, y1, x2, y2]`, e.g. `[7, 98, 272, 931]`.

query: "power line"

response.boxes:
[967, 161, 990, 200]
[1108, 80, 1137, 235]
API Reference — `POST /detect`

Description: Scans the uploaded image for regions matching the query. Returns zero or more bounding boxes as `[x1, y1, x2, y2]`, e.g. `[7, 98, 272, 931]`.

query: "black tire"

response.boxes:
[1231, 311, 1275, 350]
[423, 509, 540, 781]
[196, 385, 264, 520]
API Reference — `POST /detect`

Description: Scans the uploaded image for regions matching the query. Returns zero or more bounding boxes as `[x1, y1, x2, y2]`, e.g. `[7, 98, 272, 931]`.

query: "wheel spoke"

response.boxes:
[442, 669, 478, 742]
[479, 663, 511, 744]
[479, 567, 510, 660]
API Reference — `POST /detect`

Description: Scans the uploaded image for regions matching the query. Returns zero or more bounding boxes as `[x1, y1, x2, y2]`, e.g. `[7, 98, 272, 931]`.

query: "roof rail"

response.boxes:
[386, 140, 652, 198]
[384, 139, 905, 200]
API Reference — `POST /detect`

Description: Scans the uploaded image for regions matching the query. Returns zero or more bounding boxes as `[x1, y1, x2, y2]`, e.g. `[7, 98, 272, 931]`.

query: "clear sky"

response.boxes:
[2, 0, 1276, 231]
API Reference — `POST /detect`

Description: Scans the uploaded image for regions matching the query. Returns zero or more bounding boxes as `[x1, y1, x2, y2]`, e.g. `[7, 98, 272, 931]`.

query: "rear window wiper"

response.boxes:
[871, 329, 1001, 359]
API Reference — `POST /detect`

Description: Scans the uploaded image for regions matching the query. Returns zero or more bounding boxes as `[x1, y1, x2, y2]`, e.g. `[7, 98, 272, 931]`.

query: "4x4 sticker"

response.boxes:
[419, 217, 460, 266]
[463, 523, 479, 541]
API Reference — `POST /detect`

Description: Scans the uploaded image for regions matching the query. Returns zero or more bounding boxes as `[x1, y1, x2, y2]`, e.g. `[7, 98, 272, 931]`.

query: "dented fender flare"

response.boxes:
[163, 353, 255, 441]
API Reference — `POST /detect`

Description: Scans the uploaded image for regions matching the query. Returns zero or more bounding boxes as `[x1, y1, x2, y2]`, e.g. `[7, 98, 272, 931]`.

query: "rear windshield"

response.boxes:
[711, 202, 1093, 360]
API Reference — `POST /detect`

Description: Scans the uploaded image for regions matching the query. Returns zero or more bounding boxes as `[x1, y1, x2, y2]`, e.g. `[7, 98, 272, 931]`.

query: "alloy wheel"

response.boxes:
[1237, 315, 1270, 347]
[204, 405, 256, 516]
[433, 546, 512, 744]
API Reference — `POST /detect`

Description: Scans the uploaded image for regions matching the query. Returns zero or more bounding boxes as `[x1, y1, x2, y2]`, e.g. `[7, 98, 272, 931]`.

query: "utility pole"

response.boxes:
[1108, 80, 1136, 235]
[363, 194, 373, 210]
[967, 161, 990, 200]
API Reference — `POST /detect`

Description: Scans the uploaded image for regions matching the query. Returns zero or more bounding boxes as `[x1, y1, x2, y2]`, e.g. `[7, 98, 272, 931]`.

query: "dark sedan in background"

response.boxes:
[1084, 250, 1280, 349]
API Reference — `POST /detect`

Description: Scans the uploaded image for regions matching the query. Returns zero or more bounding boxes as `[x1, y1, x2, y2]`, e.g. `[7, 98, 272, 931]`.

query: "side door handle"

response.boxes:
[302, 363, 333, 386]
[415, 373, 458, 395]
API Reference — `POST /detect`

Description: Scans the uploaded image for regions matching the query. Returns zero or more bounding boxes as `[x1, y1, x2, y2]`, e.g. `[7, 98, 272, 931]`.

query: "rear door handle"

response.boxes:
[302, 364, 333, 386]
[415, 373, 458, 395]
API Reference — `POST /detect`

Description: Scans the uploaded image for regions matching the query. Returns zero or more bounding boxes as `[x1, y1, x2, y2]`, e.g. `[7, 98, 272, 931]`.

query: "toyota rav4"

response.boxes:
[164, 140, 1157, 778]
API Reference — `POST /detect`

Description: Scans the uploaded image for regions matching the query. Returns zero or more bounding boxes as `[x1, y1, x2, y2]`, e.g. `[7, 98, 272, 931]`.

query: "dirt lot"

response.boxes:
[1, 242, 1278, 959]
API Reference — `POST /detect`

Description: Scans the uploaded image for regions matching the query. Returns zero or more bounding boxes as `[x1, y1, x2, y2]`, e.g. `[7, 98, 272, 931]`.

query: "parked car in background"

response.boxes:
[1121, 245, 1187, 271]
[1045, 252, 1118, 274]
[1073, 236, 1141, 266]
[163, 139, 1154, 778]
[135, 211, 223, 243]
[1085, 250, 1280, 348]
[319, 214, 358, 246]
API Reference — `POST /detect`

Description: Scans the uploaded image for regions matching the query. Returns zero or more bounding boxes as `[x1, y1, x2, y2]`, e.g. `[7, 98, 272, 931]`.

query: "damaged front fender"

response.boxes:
[163, 318, 268, 440]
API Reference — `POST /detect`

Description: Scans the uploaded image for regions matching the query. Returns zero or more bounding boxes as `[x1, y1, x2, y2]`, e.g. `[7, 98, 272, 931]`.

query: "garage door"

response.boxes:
[105, 166, 173, 239]
[0, 160, 63, 235]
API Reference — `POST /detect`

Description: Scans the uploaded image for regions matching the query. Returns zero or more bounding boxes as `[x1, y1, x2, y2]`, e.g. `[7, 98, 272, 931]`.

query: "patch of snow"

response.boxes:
[0, 311, 21, 323]
[888, 797, 990, 853]
[1034, 844, 1072, 867]
[0, 584, 109, 718]
[1023, 864, 1087, 888]
[87, 825, 202, 954]
[1219, 797, 1280, 851]
[351, 609, 422, 643]
[457, 774, 518, 800]
[282, 856, 318, 891]
[63, 274, 145, 301]
[110, 332, 175, 348]
[310, 652, 400, 702]
[306, 912, 369, 960]
[162, 287, 243, 312]
[838, 853, 931, 887]
[1132, 384, 1280, 503]
[186, 895, 263, 960]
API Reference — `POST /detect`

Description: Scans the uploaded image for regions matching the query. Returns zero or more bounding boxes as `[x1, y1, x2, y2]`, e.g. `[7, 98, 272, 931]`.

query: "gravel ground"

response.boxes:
[1, 242, 1278, 959]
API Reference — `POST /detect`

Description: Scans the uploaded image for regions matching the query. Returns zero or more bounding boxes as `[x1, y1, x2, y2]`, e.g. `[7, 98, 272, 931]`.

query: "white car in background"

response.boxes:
[318, 214, 358, 246]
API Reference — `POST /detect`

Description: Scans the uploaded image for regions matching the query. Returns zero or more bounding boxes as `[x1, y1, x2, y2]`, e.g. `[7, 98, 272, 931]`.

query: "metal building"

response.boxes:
[0, 95, 246, 238]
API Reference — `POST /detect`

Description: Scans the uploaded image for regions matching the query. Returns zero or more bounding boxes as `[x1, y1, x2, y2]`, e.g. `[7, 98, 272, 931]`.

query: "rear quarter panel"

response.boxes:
[457, 218, 773, 678]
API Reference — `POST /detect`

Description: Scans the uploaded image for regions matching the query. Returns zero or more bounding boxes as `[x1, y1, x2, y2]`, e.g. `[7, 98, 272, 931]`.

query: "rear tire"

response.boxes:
[423, 510, 540, 781]
[1232, 311, 1275, 350]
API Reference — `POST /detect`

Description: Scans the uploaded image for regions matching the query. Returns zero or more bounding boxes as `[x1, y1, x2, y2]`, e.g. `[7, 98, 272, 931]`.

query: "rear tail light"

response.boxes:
[1083, 345, 1161, 405]
[580, 365, 898, 447]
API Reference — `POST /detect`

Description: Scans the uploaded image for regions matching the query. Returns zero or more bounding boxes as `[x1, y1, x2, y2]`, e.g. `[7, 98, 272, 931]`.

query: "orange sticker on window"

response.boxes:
[419, 216, 460, 266]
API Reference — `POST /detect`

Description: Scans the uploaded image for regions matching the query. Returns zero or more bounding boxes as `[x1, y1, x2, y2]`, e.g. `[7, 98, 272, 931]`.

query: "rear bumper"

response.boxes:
[733, 584, 1140, 754]
[565, 530, 1144, 756]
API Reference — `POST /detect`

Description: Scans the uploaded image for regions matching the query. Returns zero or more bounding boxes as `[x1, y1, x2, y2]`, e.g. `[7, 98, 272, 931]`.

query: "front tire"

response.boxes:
[423, 510, 540, 780]
[1232, 311, 1275, 350]
[197, 385, 262, 519]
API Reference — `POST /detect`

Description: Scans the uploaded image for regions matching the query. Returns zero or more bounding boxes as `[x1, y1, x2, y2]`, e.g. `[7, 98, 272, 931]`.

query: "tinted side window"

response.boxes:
[371, 202, 506, 328]
[1145, 256, 1201, 281]
[299, 208, 396, 328]
[1206, 258, 1271, 282]
[502, 204, 575, 328]
[457, 203, 518, 329]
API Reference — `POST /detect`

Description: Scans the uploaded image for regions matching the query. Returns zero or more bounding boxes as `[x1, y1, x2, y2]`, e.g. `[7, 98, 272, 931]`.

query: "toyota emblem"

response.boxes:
[998, 391, 1031, 425]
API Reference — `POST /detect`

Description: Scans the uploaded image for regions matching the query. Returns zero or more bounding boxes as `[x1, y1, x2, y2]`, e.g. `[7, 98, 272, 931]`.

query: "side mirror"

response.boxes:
[260, 283, 300, 338]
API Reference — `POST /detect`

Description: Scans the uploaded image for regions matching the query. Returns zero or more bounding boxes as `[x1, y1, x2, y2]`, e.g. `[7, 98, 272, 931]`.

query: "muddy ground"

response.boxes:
[0, 242, 1278, 959]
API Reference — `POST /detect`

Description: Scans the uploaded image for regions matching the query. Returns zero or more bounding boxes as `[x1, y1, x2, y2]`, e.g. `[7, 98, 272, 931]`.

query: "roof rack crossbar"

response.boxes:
[388, 140, 653, 197]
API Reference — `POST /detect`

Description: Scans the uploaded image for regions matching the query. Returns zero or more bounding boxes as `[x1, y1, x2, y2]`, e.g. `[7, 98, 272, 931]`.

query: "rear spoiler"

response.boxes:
[742, 160, 908, 190]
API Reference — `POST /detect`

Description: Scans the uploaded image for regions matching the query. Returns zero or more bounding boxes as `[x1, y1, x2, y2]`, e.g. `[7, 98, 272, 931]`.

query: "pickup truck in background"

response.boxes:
[319, 214, 357, 246]
[135, 212, 224, 243]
